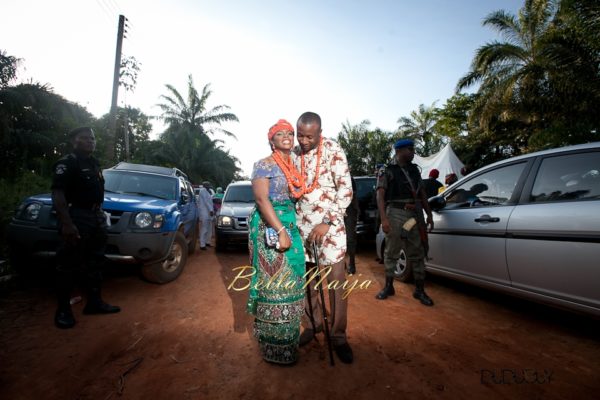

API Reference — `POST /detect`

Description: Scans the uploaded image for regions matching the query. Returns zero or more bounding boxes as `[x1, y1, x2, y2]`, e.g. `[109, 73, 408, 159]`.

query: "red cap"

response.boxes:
[429, 169, 439, 178]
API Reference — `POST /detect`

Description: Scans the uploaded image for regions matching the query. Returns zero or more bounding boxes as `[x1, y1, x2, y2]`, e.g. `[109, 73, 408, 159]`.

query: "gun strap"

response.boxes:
[400, 167, 420, 202]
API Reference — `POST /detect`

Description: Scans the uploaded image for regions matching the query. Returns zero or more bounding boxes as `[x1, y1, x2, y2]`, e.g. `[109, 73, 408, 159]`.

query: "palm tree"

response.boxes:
[456, 0, 559, 136]
[457, 0, 600, 151]
[156, 75, 238, 140]
[155, 75, 240, 184]
[397, 102, 445, 156]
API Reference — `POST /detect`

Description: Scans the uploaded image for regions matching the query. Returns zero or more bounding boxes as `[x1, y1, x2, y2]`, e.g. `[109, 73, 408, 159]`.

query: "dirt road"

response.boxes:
[1, 244, 599, 399]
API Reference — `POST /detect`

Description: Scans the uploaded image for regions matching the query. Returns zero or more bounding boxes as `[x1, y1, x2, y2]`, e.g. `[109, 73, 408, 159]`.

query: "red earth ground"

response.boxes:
[1, 243, 599, 400]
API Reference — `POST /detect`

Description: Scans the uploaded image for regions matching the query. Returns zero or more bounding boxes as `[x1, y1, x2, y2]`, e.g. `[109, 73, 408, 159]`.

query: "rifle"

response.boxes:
[400, 167, 430, 260]
[311, 242, 335, 366]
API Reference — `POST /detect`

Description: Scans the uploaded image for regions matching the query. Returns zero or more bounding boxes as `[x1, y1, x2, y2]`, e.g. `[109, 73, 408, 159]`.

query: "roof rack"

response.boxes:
[110, 162, 189, 180]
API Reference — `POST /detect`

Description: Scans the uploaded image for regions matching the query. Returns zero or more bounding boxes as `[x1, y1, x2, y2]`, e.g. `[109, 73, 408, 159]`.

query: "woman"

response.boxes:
[247, 119, 306, 364]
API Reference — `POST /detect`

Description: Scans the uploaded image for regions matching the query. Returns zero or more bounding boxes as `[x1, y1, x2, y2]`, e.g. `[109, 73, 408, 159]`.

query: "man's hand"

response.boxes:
[426, 215, 434, 232]
[381, 218, 391, 234]
[308, 223, 330, 244]
[61, 222, 81, 246]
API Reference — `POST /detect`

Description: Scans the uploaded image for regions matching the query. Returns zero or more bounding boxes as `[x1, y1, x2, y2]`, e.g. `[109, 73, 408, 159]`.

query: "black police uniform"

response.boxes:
[52, 152, 119, 326]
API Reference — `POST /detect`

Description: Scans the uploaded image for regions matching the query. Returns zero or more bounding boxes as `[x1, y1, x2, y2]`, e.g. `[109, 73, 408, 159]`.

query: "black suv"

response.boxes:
[353, 175, 378, 238]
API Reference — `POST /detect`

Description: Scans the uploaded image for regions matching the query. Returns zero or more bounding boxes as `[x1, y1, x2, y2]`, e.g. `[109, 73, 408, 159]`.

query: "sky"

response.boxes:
[3, 0, 524, 177]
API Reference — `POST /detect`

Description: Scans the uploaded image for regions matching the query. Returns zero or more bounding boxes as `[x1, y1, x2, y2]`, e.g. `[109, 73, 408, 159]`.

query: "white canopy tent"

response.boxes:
[413, 143, 465, 180]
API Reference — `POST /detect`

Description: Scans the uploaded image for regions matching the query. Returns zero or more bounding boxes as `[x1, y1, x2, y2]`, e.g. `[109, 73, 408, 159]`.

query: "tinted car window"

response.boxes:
[530, 152, 600, 202]
[446, 162, 526, 207]
[224, 185, 255, 202]
[355, 177, 376, 200]
[104, 171, 178, 200]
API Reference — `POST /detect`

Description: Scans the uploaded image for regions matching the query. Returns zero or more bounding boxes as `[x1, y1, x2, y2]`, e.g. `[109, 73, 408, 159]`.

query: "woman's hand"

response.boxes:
[278, 229, 291, 251]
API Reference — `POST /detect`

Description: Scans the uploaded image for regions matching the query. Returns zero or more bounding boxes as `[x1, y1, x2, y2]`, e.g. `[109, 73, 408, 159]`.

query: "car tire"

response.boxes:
[141, 231, 188, 284]
[380, 239, 413, 282]
[188, 221, 199, 255]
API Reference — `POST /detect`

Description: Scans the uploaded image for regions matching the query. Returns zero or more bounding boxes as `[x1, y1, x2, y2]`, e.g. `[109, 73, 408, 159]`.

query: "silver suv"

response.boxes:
[377, 142, 600, 316]
[215, 181, 254, 251]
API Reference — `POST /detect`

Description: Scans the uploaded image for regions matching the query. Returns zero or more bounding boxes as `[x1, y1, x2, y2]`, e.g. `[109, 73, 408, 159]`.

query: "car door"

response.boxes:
[178, 178, 195, 237]
[427, 161, 529, 286]
[507, 149, 600, 312]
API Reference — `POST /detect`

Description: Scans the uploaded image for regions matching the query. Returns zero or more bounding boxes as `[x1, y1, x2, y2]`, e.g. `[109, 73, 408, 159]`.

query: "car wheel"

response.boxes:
[380, 240, 413, 282]
[188, 221, 199, 254]
[141, 231, 188, 283]
[394, 249, 413, 282]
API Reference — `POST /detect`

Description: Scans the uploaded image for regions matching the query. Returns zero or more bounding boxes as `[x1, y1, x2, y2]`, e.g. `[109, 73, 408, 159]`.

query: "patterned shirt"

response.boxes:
[293, 137, 352, 265]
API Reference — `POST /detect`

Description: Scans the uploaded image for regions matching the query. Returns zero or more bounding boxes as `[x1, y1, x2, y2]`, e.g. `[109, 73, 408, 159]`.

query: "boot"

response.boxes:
[413, 279, 434, 306]
[375, 277, 395, 300]
[83, 287, 121, 314]
[55, 290, 75, 329]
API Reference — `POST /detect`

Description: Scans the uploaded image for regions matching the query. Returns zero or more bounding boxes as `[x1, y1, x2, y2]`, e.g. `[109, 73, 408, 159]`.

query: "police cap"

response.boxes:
[394, 138, 414, 150]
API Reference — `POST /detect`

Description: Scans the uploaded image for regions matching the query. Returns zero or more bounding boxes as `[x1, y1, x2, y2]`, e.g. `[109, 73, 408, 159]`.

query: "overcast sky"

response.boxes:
[3, 0, 524, 177]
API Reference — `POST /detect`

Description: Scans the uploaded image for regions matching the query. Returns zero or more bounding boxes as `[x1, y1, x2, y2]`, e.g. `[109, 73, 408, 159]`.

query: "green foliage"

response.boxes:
[0, 83, 94, 179]
[337, 120, 394, 175]
[155, 75, 241, 187]
[457, 0, 600, 158]
[0, 50, 20, 88]
[397, 102, 446, 156]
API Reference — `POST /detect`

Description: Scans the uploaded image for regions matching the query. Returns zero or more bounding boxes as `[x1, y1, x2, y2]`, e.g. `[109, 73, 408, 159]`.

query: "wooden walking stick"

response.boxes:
[312, 242, 335, 366]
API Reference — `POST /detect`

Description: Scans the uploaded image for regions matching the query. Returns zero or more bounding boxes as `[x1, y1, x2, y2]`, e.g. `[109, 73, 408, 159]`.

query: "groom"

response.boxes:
[293, 111, 355, 364]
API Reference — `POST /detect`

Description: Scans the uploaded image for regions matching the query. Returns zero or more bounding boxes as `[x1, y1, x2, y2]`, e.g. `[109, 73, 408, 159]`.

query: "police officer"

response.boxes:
[52, 127, 120, 329]
[375, 139, 435, 306]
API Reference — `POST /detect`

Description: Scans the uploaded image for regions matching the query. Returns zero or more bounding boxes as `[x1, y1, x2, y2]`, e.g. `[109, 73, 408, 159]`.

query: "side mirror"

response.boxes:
[429, 195, 446, 211]
[180, 190, 190, 204]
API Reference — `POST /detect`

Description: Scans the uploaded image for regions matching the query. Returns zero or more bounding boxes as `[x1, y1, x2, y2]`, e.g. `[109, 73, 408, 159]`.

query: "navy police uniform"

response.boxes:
[52, 152, 118, 326]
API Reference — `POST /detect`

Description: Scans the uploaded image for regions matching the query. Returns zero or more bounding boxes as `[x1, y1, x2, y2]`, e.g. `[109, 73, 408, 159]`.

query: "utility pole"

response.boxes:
[106, 14, 126, 164]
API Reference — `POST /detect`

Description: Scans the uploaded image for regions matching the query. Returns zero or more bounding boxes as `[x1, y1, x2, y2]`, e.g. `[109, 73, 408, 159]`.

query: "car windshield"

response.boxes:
[355, 178, 376, 200]
[224, 185, 255, 203]
[104, 170, 178, 200]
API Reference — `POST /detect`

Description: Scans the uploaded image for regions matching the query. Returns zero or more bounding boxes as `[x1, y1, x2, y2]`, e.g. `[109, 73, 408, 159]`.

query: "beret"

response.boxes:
[394, 138, 414, 149]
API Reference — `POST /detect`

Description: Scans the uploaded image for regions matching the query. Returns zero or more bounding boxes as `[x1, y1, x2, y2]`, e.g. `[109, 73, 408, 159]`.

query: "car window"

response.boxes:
[104, 171, 178, 200]
[355, 178, 376, 200]
[446, 162, 526, 207]
[530, 151, 600, 202]
[224, 185, 255, 202]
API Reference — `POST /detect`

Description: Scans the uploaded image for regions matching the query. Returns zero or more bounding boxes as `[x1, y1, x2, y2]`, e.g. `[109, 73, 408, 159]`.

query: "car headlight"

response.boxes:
[218, 215, 232, 227]
[134, 212, 153, 228]
[22, 202, 42, 221]
[153, 214, 164, 229]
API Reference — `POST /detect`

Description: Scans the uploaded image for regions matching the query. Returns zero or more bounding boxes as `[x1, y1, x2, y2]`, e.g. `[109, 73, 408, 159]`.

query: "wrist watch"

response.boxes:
[322, 217, 336, 226]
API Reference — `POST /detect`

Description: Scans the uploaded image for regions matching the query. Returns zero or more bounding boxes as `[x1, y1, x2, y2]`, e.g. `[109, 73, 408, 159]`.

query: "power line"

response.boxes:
[102, 0, 120, 17]
[94, 0, 115, 25]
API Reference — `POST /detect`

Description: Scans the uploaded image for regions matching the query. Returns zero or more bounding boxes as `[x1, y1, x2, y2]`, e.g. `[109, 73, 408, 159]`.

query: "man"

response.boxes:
[294, 112, 354, 364]
[197, 182, 214, 250]
[375, 139, 435, 306]
[51, 127, 120, 329]
[422, 169, 443, 198]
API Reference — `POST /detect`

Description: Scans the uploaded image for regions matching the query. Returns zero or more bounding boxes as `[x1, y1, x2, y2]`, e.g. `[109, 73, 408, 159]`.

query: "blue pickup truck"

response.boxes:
[8, 162, 200, 283]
